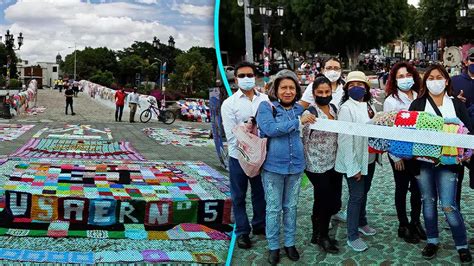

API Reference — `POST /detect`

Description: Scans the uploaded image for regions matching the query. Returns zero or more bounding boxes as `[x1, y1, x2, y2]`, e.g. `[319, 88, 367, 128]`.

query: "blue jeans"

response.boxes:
[261, 169, 302, 250]
[346, 162, 376, 241]
[229, 157, 266, 237]
[417, 162, 468, 248]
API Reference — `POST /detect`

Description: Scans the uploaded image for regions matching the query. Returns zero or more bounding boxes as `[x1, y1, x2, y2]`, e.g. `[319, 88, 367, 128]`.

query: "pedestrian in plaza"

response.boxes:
[335, 71, 378, 252]
[300, 57, 345, 109]
[383, 62, 426, 244]
[256, 69, 315, 265]
[302, 76, 342, 254]
[72, 81, 79, 97]
[409, 64, 472, 262]
[221, 61, 268, 250]
[115, 87, 127, 122]
[64, 85, 75, 115]
[128, 87, 140, 123]
[58, 79, 64, 93]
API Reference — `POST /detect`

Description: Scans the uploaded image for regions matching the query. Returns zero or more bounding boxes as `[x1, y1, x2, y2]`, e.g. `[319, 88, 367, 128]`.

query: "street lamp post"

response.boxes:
[3, 30, 23, 89]
[68, 43, 77, 80]
[238, 0, 254, 62]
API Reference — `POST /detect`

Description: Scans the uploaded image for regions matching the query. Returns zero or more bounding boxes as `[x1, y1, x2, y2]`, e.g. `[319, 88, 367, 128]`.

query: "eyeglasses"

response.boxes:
[237, 73, 255, 78]
[324, 66, 341, 71]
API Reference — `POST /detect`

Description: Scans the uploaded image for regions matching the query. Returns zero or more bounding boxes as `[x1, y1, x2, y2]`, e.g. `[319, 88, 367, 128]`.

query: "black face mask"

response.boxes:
[315, 95, 332, 106]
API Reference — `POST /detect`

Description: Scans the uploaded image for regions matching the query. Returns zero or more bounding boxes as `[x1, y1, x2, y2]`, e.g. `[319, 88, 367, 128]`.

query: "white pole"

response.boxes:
[244, 0, 254, 63]
[74, 43, 77, 80]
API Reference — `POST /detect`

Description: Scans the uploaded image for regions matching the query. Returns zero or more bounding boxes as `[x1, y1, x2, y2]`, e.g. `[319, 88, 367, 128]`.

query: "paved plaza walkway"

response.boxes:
[1, 88, 473, 265]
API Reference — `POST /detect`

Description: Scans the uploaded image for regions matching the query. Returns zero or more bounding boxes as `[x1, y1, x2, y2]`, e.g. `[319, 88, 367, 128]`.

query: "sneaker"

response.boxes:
[422, 243, 439, 260]
[347, 238, 368, 252]
[358, 225, 377, 236]
[332, 210, 347, 223]
[458, 248, 472, 263]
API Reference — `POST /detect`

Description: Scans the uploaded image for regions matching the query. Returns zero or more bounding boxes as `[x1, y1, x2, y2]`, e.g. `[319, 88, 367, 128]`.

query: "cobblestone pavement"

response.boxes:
[2, 89, 474, 265]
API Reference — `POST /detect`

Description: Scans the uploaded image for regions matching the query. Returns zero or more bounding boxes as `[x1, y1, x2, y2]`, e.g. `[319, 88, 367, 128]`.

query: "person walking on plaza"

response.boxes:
[128, 87, 140, 123]
[383, 62, 426, 244]
[335, 71, 378, 252]
[221, 61, 268, 250]
[72, 81, 79, 97]
[115, 87, 127, 122]
[256, 69, 315, 265]
[409, 64, 472, 263]
[64, 85, 75, 115]
[302, 76, 342, 254]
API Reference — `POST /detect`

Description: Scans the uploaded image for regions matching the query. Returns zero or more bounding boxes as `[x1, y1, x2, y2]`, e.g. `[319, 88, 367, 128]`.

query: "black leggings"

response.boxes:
[306, 168, 343, 237]
[389, 158, 422, 226]
[65, 101, 73, 114]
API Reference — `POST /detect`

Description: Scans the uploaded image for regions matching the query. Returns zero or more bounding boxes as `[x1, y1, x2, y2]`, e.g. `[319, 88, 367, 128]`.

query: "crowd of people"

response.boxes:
[221, 47, 474, 265]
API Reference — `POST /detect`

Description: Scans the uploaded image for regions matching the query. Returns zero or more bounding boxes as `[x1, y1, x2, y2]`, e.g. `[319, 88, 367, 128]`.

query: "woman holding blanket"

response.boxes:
[335, 71, 377, 252]
[409, 64, 472, 262]
[384, 62, 426, 244]
[302, 76, 342, 253]
[256, 69, 315, 265]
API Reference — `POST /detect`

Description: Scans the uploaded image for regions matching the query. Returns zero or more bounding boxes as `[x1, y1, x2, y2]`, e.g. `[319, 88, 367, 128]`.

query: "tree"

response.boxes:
[168, 50, 214, 96]
[291, 0, 409, 69]
[417, 0, 474, 45]
[62, 47, 117, 80]
[117, 55, 146, 85]
[89, 70, 115, 87]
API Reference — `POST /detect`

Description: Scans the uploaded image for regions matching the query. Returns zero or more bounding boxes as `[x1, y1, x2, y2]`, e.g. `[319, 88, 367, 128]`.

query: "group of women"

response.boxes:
[255, 58, 473, 265]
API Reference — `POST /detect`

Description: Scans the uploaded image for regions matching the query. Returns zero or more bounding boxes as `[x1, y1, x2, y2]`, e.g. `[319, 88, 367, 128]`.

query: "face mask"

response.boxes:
[426, 79, 446, 95]
[315, 95, 332, 106]
[469, 64, 474, 74]
[348, 86, 366, 101]
[237, 77, 256, 91]
[324, 70, 341, 82]
[396, 77, 414, 91]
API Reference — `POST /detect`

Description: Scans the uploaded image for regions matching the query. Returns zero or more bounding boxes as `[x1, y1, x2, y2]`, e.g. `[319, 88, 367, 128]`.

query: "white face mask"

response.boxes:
[324, 70, 341, 82]
[426, 79, 446, 96]
[237, 77, 256, 91]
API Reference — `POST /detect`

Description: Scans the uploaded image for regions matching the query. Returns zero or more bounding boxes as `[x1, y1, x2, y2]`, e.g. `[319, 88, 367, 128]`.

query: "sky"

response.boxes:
[408, 0, 419, 7]
[0, 0, 214, 64]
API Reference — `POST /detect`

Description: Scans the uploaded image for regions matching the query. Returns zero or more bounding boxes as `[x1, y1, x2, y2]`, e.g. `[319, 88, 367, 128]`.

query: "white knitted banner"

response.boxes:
[309, 119, 474, 149]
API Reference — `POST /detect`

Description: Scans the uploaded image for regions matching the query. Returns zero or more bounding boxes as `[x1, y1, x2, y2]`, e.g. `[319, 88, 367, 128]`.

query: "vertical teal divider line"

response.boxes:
[214, 0, 233, 97]
[214, 1, 236, 265]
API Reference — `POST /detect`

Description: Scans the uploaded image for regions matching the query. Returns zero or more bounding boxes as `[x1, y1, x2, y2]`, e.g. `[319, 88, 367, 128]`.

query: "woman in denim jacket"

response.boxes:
[256, 69, 315, 265]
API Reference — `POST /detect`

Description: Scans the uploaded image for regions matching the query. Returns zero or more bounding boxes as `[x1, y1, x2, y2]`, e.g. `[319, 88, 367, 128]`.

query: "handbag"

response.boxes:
[232, 101, 275, 177]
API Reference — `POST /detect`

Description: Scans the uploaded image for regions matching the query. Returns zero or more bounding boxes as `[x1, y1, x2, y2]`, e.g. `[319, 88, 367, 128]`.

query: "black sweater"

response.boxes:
[409, 96, 473, 134]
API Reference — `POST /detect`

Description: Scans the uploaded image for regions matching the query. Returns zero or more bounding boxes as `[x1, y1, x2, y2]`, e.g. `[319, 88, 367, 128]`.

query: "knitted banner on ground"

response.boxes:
[32, 125, 113, 140]
[2, 161, 231, 227]
[0, 124, 34, 142]
[143, 127, 213, 146]
[9, 139, 144, 160]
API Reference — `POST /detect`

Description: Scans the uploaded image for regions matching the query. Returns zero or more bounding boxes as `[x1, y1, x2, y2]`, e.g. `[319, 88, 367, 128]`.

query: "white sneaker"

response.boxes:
[332, 210, 347, 223]
[358, 225, 377, 236]
[347, 238, 368, 252]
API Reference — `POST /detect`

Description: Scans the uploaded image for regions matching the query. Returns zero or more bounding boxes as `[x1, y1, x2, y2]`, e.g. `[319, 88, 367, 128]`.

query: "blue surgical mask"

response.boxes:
[469, 64, 474, 74]
[348, 86, 366, 101]
[397, 77, 414, 91]
[237, 77, 256, 91]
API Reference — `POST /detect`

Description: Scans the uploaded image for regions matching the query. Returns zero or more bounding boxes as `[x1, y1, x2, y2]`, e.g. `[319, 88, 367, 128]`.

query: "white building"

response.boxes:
[37, 62, 60, 88]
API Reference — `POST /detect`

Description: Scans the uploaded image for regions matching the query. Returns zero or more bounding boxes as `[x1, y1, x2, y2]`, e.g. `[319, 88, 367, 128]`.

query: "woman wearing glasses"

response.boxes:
[300, 57, 345, 109]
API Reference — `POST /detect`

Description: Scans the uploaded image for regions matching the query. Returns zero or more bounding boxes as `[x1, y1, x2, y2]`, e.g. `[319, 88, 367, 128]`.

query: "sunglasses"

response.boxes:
[237, 73, 255, 78]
